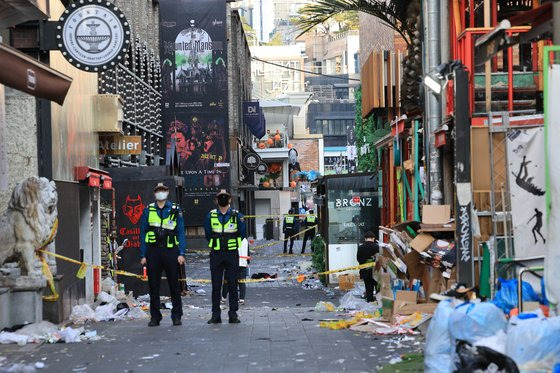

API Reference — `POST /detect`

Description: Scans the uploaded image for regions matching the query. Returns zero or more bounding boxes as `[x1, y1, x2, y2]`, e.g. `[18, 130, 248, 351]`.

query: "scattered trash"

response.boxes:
[59, 327, 82, 343]
[393, 312, 431, 329]
[16, 321, 58, 343]
[314, 301, 335, 312]
[338, 291, 379, 314]
[301, 318, 314, 321]
[94, 304, 117, 322]
[140, 354, 160, 360]
[34, 362, 45, 369]
[195, 289, 206, 295]
[69, 304, 96, 324]
[389, 356, 403, 364]
[0, 332, 28, 346]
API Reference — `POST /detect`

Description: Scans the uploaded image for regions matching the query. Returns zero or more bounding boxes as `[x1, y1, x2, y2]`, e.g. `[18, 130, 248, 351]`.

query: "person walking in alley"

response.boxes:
[222, 238, 250, 305]
[139, 183, 186, 327]
[300, 209, 317, 254]
[205, 190, 246, 324]
[283, 208, 298, 254]
[356, 231, 379, 302]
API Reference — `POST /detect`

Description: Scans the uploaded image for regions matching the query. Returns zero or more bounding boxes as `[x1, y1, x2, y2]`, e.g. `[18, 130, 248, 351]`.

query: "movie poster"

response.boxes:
[160, 0, 229, 224]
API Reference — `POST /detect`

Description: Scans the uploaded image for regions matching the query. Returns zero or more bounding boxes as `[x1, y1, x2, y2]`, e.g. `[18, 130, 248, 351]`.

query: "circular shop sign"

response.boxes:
[243, 153, 260, 170]
[256, 163, 268, 175]
[56, 0, 131, 72]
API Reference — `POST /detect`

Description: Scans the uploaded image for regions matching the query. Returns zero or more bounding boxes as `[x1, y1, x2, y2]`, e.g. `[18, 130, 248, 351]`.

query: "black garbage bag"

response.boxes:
[454, 340, 519, 373]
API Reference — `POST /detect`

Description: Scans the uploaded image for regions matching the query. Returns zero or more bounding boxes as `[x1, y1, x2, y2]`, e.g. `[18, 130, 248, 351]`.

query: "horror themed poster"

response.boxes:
[160, 0, 229, 224]
[507, 127, 546, 259]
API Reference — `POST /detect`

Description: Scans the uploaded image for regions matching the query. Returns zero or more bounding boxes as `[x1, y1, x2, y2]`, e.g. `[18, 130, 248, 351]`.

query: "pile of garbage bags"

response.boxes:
[69, 291, 148, 324]
[425, 299, 560, 372]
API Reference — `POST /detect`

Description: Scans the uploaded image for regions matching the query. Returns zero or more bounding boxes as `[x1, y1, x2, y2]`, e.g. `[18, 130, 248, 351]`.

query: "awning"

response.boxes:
[75, 166, 113, 190]
[0, 0, 49, 28]
[0, 42, 72, 105]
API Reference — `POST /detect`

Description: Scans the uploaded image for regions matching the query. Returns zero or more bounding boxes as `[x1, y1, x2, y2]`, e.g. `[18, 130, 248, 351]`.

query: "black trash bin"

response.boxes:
[264, 218, 274, 240]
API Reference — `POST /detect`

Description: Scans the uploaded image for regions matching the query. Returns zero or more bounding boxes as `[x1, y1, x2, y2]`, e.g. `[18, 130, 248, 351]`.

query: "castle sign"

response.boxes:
[56, 0, 131, 72]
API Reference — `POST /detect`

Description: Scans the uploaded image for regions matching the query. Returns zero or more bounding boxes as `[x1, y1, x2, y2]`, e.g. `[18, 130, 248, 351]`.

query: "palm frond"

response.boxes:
[297, 0, 415, 46]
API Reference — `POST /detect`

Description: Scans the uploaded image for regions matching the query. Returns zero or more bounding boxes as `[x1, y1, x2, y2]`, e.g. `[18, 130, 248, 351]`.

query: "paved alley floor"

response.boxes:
[0, 241, 423, 373]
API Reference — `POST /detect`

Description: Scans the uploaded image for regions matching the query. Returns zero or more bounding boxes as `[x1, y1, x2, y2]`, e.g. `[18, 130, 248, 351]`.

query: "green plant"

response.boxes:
[297, 0, 415, 47]
[311, 235, 327, 284]
[355, 86, 377, 172]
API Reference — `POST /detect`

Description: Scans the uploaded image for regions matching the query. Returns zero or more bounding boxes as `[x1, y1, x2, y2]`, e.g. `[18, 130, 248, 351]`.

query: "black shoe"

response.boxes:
[289, 251, 293, 255]
[172, 318, 182, 326]
[229, 317, 241, 324]
[148, 319, 160, 327]
[283, 251, 287, 254]
[301, 251, 305, 254]
[207, 317, 222, 324]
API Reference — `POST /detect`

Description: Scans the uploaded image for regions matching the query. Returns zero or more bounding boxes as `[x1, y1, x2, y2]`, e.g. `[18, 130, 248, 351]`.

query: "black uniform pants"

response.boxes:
[210, 250, 239, 318]
[283, 231, 295, 253]
[222, 266, 248, 300]
[363, 278, 377, 303]
[146, 245, 183, 321]
[301, 229, 315, 253]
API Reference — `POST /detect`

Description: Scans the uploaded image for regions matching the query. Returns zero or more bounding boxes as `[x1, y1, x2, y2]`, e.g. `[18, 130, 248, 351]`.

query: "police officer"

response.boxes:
[300, 209, 317, 254]
[139, 183, 186, 327]
[283, 208, 298, 254]
[205, 190, 246, 324]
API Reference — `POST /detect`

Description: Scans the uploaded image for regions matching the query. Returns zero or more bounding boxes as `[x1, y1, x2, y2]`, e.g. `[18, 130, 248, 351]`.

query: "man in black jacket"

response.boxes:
[356, 231, 379, 302]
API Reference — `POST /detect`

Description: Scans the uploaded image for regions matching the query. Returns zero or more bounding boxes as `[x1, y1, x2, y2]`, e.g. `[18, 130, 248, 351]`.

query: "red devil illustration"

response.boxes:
[122, 195, 144, 224]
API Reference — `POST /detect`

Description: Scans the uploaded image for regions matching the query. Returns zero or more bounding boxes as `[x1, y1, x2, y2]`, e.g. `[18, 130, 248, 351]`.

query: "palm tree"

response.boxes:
[298, 0, 423, 113]
[297, 0, 416, 47]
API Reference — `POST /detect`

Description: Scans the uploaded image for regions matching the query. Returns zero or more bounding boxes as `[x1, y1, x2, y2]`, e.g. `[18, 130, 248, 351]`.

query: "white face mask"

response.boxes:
[155, 191, 169, 201]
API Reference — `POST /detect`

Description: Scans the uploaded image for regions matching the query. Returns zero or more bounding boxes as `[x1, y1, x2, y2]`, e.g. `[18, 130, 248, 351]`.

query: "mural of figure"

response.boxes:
[513, 155, 545, 196]
[528, 208, 546, 244]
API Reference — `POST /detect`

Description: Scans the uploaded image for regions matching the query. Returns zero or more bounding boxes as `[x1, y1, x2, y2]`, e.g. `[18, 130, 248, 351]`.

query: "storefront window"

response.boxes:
[326, 189, 378, 245]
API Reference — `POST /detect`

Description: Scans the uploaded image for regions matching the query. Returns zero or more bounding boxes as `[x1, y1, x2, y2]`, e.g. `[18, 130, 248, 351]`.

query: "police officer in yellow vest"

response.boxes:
[283, 208, 299, 254]
[301, 209, 317, 254]
[139, 183, 186, 327]
[204, 189, 246, 324]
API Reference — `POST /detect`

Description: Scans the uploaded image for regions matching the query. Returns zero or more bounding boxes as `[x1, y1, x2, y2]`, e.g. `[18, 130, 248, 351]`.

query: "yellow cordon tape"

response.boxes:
[251, 225, 318, 250]
[36, 219, 60, 301]
[37, 246, 374, 287]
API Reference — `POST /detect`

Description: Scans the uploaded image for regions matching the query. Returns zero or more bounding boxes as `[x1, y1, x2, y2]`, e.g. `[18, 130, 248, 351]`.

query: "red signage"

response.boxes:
[352, 196, 361, 204]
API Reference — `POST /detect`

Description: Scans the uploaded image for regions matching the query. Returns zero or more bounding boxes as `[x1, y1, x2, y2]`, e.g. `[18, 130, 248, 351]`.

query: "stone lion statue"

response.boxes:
[0, 177, 58, 275]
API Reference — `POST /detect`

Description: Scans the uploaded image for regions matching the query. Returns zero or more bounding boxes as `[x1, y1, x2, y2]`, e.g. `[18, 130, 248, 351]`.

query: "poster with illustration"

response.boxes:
[507, 127, 546, 259]
[160, 0, 229, 224]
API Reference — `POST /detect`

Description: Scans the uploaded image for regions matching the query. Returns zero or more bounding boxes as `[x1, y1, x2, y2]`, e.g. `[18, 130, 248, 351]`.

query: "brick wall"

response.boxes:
[358, 13, 394, 70]
[291, 139, 319, 172]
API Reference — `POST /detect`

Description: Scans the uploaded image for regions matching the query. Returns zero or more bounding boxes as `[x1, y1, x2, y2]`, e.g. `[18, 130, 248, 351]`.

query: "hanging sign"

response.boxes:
[243, 152, 260, 170]
[56, 0, 131, 72]
[256, 163, 268, 175]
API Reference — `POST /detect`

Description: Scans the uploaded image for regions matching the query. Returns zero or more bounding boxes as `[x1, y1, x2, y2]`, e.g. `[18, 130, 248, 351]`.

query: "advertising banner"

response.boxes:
[507, 127, 546, 259]
[160, 0, 229, 225]
[243, 101, 265, 139]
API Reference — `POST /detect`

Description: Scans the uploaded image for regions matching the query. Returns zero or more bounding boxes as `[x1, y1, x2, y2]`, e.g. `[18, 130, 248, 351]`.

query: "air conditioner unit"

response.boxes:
[93, 94, 123, 133]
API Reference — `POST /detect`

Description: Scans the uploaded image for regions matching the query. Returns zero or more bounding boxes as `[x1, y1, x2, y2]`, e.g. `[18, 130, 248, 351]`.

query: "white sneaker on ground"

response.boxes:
[239, 299, 245, 305]
[221, 297, 226, 304]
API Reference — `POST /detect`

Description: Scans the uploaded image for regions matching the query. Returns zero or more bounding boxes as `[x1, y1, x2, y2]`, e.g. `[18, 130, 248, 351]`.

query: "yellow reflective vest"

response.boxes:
[208, 209, 241, 250]
[145, 203, 179, 248]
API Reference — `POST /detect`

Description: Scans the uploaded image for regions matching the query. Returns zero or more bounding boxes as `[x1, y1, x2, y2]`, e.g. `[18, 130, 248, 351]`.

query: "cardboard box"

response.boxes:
[392, 290, 418, 321]
[338, 274, 355, 291]
[393, 302, 438, 315]
[522, 301, 540, 312]
[381, 297, 394, 321]
[410, 233, 435, 253]
[403, 251, 425, 280]
[379, 273, 393, 299]
[422, 205, 451, 224]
